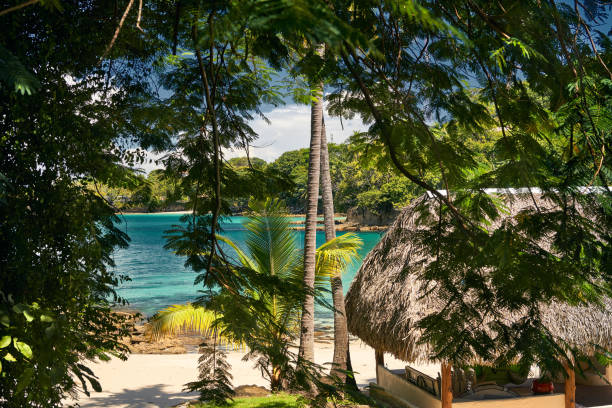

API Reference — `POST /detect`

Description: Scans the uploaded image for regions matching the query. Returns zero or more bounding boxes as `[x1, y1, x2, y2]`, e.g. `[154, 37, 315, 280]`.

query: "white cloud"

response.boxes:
[223, 103, 368, 162]
[130, 103, 368, 174]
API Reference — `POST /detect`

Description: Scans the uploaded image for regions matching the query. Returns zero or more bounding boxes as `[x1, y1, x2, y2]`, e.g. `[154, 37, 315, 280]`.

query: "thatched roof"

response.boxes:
[345, 191, 612, 364]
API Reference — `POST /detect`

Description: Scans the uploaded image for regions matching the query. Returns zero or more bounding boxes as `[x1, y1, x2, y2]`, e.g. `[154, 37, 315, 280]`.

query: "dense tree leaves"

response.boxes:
[326, 0, 612, 374]
[1, 0, 610, 403]
[0, 1, 163, 405]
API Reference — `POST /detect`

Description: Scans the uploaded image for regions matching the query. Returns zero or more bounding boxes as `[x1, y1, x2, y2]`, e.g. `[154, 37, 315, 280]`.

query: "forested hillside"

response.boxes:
[103, 126, 501, 215]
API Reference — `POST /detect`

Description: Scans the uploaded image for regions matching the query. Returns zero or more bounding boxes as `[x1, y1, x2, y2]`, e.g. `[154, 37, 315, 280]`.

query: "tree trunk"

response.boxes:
[319, 119, 351, 386]
[270, 364, 283, 392]
[320, 119, 336, 241]
[441, 362, 453, 408]
[298, 57, 324, 364]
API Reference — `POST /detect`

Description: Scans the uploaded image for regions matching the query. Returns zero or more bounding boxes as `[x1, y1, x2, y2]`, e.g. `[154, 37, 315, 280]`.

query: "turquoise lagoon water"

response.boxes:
[112, 213, 382, 326]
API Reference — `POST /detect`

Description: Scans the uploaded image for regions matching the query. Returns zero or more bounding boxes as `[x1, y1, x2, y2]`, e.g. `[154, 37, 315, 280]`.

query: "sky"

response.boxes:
[224, 103, 368, 162]
[137, 102, 369, 173]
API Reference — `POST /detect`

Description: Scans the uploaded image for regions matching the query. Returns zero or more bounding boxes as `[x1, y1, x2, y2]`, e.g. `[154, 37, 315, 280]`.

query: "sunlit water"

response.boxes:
[111, 213, 383, 328]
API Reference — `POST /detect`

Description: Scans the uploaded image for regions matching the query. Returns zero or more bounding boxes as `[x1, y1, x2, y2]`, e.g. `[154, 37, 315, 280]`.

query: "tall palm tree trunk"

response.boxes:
[319, 119, 356, 388]
[298, 71, 324, 364]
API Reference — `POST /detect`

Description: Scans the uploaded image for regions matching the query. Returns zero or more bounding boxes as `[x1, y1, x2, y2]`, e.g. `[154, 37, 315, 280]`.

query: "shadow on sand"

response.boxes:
[72, 383, 196, 408]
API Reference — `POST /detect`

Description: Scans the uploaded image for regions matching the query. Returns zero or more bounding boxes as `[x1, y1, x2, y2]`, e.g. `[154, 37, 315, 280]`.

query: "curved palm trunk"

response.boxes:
[319, 119, 356, 388]
[298, 74, 324, 364]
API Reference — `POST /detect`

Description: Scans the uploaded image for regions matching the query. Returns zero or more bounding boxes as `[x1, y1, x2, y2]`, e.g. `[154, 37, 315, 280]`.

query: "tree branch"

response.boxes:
[100, 0, 135, 63]
[466, 0, 511, 39]
[340, 45, 471, 233]
[192, 16, 222, 278]
[0, 0, 39, 17]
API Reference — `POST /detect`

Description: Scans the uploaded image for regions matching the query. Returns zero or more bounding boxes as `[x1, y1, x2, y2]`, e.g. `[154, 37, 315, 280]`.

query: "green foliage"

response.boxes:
[189, 392, 378, 408]
[160, 198, 361, 392]
[266, 125, 501, 215]
[2, 0, 610, 403]
[267, 140, 417, 214]
[267, 150, 310, 211]
[228, 157, 267, 170]
[326, 0, 612, 375]
[185, 341, 235, 405]
[147, 304, 233, 344]
[0, 1, 159, 405]
[0, 45, 39, 95]
[90, 169, 187, 212]
[191, 393, 301, 408]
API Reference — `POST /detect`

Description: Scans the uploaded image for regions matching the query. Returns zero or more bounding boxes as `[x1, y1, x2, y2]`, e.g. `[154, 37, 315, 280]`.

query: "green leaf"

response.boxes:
[44, 324, 56, 338]
[4, 352, 16, 362]
[23, 310, 34, 322]
[15, 367, 34, 395]
[0, 45, 40, 95]
[12, 304, 24, 314]
[0, 313, 8, 327]
[40, 314, 54, 323]
[0, 336, 10, 348]
[14, 340, 32, 359]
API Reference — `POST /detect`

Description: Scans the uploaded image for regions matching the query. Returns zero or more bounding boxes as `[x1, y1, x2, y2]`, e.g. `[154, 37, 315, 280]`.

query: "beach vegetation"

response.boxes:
[186, 340, 236, 405]
[189, 393, 301, 408]
[154, 198, 361, 394]
[0, 1, 161, 405]
[327, 0, 612, 377]
[1, 0, 610, 405]
[94, 125, 502, 217]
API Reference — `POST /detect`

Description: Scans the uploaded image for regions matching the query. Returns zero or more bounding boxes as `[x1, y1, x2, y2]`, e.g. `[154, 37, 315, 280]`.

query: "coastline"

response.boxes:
[112, 211, 389, 231]
[115, 310, 343, 354]
[114, 211, 345, 217]
[115, 210, 192, 215]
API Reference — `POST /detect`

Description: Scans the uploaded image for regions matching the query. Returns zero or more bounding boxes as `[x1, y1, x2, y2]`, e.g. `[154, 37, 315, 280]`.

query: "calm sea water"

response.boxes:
[112, 213, 383, 326]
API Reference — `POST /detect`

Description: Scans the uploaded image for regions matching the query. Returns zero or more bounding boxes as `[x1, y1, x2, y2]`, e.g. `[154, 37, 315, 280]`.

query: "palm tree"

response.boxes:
[299, 44, 325, 365]
[148, 198, 361, 391]
[319, 118, 354, 386]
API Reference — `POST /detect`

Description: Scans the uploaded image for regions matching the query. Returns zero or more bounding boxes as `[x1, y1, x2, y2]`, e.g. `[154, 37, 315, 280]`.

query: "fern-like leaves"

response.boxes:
[184, 341, 235, 404]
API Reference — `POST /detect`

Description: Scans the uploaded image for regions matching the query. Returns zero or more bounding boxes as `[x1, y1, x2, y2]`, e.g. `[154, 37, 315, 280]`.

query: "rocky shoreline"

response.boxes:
[290, 223, 388, 232]
[116, 311, 345, 355]
[289, 224, 388, 232]
[117, 210, 391, 232]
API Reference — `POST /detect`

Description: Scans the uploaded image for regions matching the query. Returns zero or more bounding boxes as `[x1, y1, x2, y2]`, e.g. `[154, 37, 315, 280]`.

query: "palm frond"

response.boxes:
[244, 198, 302, 279]
[146, 303, 235, 346]
[216, 235, 257, 271]
[315, 232, 363, 281]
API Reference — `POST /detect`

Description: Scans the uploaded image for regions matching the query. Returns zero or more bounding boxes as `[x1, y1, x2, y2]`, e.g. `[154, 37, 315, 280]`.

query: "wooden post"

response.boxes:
[441, 362, 453, 408]
[375, 349, 385, 383]
[564, 362, 576, 408]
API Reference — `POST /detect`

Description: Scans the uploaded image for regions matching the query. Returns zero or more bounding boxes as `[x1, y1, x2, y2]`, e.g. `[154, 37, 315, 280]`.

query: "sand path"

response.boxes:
[66, 341, 440, 408]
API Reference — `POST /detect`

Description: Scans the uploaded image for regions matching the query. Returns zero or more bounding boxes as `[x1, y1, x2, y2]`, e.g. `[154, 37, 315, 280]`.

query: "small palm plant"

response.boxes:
[148, 198, 362, 392]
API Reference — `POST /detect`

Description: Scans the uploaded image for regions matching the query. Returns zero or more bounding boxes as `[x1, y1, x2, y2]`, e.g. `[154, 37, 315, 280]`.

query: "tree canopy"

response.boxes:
[1, 0, 610, 405]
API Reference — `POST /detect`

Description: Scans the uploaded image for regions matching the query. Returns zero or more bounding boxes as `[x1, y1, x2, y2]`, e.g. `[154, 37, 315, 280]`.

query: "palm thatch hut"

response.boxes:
[345, 189, 612, 408]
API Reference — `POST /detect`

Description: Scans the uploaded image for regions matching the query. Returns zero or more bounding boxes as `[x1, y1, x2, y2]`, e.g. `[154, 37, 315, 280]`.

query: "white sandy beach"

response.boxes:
[66, 341, 440, 408]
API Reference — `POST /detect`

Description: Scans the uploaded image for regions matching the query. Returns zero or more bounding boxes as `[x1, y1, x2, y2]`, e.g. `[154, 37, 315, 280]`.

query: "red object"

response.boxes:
[532, 379, 554, 394]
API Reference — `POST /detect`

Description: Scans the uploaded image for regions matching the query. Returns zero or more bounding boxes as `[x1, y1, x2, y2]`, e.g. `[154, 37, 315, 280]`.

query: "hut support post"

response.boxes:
[564, 362, 576, 408]
[375, 350, 384, 383]
[441, 362, 453, 408]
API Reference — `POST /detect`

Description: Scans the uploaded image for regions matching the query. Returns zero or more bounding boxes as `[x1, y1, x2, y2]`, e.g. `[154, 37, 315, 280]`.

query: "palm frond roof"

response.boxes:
[345, 190, 612, 364]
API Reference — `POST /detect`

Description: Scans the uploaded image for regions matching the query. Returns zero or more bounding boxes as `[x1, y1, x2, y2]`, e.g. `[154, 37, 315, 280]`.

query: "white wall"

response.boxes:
[375, 365, 565, 408]
[377, 365, 442, 408]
